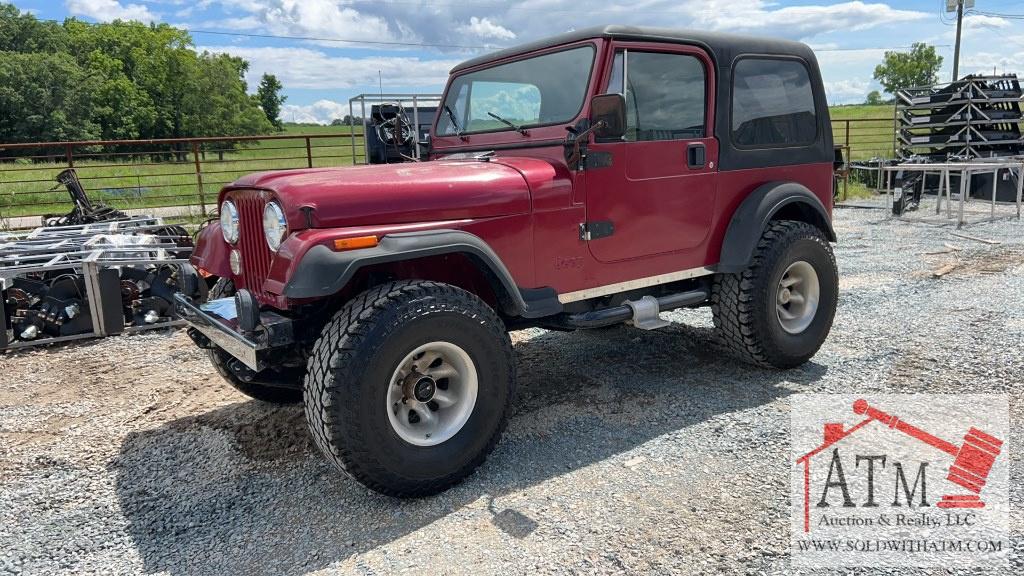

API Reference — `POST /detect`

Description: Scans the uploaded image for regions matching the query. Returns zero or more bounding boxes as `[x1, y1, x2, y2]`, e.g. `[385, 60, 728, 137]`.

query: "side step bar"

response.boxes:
[551, 287, 710, 330]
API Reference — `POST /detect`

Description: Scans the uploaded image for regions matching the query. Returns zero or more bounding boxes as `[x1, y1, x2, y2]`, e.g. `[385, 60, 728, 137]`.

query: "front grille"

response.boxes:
[229, 190, 273, 303]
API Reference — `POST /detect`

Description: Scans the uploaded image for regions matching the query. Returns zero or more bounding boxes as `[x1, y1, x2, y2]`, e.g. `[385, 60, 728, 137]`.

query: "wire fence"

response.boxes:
[830, 117, 896, 161]
[0, 119, 893, 228]
[0, 132, 363, 229]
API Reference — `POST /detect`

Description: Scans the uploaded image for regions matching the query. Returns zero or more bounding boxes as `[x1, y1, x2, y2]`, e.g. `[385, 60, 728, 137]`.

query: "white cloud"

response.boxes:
[693, 1, 927, 38]
[199, 45, 459, 90]
[458, 17, 516, 40]
[962, 47, 1024, 76]
[280, 99, 349, 124]
[216, 0, 397, 44]
[65, 0, 157, 22]
[823, 78, 873, 104]
[963, 14, 1011, 30]
[173, 1, 932, 51]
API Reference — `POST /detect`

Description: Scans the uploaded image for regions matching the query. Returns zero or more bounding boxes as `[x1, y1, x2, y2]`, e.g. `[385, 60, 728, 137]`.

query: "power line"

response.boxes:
[183, 28, 495, 50]
[32, 16, 950, 54]
[34, 17, 497, 49]
[816, 44, 951, 52]
[967, 9, 1024, 19]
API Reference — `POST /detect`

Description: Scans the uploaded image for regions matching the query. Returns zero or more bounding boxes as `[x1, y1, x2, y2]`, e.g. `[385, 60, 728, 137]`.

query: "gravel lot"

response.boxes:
[1, 200, 1022, 575]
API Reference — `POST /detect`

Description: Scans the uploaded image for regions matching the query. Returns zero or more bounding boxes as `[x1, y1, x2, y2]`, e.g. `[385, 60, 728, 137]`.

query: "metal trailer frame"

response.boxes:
[895, 75, 1024, 161]
[347, 93, 442, 164]
[883, 160, 1024, 227]
[1, 218, 193, 350]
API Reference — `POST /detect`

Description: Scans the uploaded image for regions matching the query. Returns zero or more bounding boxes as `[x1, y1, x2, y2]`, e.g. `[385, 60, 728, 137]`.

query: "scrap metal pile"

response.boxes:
[1, 171, 196, 349]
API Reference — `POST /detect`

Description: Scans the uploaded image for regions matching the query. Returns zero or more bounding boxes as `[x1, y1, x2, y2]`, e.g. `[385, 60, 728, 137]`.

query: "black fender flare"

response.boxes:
[282, 229, 562, 318]
[718, 181, 836, 274]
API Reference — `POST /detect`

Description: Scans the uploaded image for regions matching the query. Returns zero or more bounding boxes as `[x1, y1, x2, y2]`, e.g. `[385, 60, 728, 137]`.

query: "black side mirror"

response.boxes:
[590, 93, 626, 140]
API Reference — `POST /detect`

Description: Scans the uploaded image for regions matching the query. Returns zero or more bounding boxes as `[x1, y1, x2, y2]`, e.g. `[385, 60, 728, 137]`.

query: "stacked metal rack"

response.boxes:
[896, 75, 1024, 161]
[1, 218, 194, 350]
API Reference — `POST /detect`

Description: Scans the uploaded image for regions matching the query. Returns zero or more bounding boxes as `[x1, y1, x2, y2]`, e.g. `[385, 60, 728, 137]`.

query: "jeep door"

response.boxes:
[584, 43, 717, 263]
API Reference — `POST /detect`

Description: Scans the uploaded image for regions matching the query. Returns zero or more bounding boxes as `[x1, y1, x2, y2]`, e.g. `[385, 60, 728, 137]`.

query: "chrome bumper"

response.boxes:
[173, 293, 294, 372]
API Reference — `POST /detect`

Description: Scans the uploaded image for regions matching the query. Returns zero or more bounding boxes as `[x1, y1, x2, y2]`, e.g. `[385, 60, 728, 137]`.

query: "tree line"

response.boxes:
[0, 3, 285, 151]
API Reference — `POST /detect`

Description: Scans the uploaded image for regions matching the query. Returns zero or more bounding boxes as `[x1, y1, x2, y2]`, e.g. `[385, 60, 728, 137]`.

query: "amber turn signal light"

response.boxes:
[332, 235, 379, 251]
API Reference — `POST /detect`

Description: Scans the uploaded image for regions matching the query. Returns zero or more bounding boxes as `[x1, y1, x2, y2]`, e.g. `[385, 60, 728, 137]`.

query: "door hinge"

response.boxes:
[579, 221, 614, 241]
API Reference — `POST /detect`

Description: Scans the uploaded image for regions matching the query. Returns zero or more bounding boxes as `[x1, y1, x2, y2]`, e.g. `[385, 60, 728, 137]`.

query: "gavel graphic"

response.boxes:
[853, 399, 1002, 509]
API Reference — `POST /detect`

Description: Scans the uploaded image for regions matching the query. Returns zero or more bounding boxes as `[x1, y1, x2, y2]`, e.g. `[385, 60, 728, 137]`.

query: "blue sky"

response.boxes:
[10, 0, 1024, 123]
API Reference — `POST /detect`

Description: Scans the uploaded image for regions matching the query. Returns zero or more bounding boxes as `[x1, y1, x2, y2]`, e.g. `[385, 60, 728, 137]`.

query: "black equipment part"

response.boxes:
[0, 294, 8, 349]
[98, 268, 126, 336]
[42, 169, 129, 227]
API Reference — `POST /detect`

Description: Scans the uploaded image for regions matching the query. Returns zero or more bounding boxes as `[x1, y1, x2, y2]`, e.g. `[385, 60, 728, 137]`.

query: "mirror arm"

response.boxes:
[566, 119, 607, 171]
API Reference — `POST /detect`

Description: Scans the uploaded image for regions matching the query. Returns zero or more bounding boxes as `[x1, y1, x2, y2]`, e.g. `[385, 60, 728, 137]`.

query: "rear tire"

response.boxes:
[206, 278, 303, 403]
[304, 280, 515, 497]
[711, 220, 838, 368]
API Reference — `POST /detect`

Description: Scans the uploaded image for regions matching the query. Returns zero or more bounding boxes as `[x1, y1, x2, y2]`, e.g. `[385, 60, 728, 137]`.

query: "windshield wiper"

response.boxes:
[443, 104, 464, 136]
[487, 112, 529, 135]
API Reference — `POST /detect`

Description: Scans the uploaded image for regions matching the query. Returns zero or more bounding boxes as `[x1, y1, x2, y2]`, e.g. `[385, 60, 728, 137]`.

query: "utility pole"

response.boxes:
[948, 0, 974, 82]
[952, 0, 964, 82]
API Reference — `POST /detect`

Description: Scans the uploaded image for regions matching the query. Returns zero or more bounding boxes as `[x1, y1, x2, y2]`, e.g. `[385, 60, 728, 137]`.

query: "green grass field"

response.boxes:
[0, 124, 363, 222]
[1, 109, 896, 223]
[829, 104, 896, 161]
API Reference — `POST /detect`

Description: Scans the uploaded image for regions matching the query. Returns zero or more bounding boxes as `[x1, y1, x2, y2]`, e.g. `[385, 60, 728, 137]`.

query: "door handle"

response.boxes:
[687, 143, 706, 169]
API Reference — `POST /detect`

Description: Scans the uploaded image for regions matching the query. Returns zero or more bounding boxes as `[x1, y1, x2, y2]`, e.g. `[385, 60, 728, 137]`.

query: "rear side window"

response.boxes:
[732, 58, 817, 148]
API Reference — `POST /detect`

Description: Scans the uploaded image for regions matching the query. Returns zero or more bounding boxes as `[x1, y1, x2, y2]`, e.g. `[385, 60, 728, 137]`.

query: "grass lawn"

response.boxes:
[2, 110, 898, 222]
[829, 104, 896, 161]
[0, 124, 363, 220]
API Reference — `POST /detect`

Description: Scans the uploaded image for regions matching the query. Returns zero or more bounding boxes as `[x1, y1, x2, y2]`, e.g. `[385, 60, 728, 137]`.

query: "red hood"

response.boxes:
[223, 160, 535, 229]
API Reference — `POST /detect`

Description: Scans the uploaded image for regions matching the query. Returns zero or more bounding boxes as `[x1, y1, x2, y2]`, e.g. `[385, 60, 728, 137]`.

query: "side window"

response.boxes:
[606, 50, 706, 142]
[732, 58, 817, 148]
[437, 83, 468, 134]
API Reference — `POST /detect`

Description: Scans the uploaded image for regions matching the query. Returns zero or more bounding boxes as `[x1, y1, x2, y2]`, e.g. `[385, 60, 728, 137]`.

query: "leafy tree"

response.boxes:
[872, 43, 943, 95]
[0, 3, 278, 149]
[256, 73, 286, 130]
[84, 49, 156, 139]
[865, 90, 884, 106]
[0, 52, 99, 143]
[186, 54, 272, 136]
[332, 115, 363, 126]
[0, 3, 66, 53]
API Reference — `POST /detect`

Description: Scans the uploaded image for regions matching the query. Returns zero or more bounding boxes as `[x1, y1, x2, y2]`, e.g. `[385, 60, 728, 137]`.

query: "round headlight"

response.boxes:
[263, 201, 288, 251]
[220, 200, 240, 244]
[229, 249, 242, 275]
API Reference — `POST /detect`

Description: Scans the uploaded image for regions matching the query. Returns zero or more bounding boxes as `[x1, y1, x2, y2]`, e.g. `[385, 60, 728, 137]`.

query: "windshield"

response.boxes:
[436, 45, 596, 136]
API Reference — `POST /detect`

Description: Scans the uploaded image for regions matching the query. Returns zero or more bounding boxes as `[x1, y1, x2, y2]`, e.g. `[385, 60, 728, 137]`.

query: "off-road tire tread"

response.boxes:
[304, 280, 514, 497]
[711, 220, 836, 368]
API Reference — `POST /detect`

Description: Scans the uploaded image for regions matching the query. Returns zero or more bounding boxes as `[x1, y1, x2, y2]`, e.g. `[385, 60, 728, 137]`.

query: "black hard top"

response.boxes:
[452, 25, 817, 73]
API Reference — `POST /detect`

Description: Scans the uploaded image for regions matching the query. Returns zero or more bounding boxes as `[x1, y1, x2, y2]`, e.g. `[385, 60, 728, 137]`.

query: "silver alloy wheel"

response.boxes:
[776, 260, 820, 335]
[386, 341, 478, 447]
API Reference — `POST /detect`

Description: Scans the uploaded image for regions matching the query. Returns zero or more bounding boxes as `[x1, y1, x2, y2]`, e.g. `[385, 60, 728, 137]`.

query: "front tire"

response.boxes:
[304, 280, 515, 497]
[711, 220, 838, 368]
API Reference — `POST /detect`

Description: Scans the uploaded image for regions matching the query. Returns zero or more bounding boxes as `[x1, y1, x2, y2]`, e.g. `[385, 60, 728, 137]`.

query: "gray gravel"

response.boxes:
[1, 200, 1022, 575]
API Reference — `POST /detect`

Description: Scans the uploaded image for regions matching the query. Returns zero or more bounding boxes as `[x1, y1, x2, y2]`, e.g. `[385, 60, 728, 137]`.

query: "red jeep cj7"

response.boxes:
[176, 26, 839, 496]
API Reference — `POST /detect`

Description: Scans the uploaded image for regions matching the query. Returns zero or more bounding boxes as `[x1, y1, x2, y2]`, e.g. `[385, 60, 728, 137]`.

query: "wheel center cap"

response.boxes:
[779, 288, 791, 304]
[413, 377, 436, 402]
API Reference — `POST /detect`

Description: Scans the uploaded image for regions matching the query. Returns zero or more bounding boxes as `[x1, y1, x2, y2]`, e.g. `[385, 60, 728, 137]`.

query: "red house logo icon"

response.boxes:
[796, 399, 1003, 533]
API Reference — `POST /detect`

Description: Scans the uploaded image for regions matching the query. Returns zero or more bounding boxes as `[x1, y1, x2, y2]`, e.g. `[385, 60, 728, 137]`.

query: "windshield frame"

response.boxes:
[433, 42, 599, 138]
